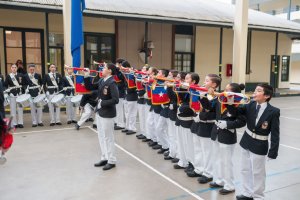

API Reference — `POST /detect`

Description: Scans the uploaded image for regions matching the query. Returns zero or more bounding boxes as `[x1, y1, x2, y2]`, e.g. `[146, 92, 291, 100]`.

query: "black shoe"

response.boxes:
[163, 151, 170, 157]
[38, 123, 44, 127]
[56, 122, 62, 125]
[198, 175, 213, 184]
[88, 118, 94, 122]
[67, 121, 72, 124]
[158, 148, 169, 154]
[137, 135, 146, 140]
[209, 182, 223, 188]
[148, 141, 157, 147]
[18, 124, 24, 128]
[121, 129, 129, 133]
[219, 188, 235, 195]
[142, 138, 151, 142]
[171, 158, 179, 163]
[93, 124, 97, 129]
[136, 134, 142, 138]
[32, 124, 37, 127]
[173, 164, 186, 169]
[236, 195, 253, 200]
[126, 130, 136, 135]
[103, 163, 116, 170]
[72, 120, 77, 123]
[114, 126, 124, 130]
[164, 156, 173, 160]
[152, 144, 162, 149]
[75, 124, 80, 130]
[50, 123, 55, 126]
[184, 163, 194, 173]
[187, 171, 202, 178]
[94, 160, 108, 167]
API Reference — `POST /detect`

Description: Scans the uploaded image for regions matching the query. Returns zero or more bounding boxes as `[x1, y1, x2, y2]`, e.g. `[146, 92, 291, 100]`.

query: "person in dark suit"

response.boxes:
[16, 59, 26, 75]
[84, 63, 119, 171]
[208, 83, 247, 195]
[43, 64, 63, 126]
[22, 64, 44, 127]
[62, 68, 77, 124]
[4, 64, 24, 128]
[236, 83, 280, 200]
[0, 74, 5, 119]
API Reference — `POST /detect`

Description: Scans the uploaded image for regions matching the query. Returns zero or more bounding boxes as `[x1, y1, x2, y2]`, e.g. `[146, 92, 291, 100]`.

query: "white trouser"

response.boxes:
[66, 96, 76, 121]
[138, 103, 146, 135]
[156, 115, 169, 149]
[213, 142, 235, 191]
[193, 134, 204, 175]
[30, 100, 43, 125]
[201, 137, 214, 178]
[9, 96, 24, 126]
[77, 103, 94, 126]
[125, 101, 137, 131]
[176, 126, 189, 167]
[185, 129, 195, 165]
[48, 95, 61, 123]
[96, 114, 116, 164]
[116, 98, 125, 128]
[146, 110, 156, 141]
[167, 119, 177, 158]
[241, 148, 266, 200]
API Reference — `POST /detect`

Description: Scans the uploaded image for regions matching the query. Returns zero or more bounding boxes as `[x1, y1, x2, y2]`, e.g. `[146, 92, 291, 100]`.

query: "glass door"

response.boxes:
[49, 47, 64, 76]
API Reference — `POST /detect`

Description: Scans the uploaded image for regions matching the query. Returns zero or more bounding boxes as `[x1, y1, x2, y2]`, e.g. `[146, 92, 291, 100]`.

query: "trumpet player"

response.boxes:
[23, 64, 44, 127]
[4, 64, 24, 128]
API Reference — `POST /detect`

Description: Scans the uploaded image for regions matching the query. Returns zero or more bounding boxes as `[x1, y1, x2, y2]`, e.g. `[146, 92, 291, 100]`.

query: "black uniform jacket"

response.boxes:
[84, 76, 119, 118]
[80, 91, 98, 108]
[43, 73, 62, 95]
[0, 79, 5, 118]
[239, 101, 280, 159]
[197, 97, 217, 138]
[211, 102, 246, 145]
[115, 69, 126, 99]
[62, 75, 75, 96]
[4, 73, 24, 96]
[22, 73, 42, 97]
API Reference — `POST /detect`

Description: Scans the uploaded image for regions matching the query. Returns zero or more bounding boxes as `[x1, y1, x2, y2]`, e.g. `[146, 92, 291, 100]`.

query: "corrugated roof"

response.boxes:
[1, 0, 300, 33]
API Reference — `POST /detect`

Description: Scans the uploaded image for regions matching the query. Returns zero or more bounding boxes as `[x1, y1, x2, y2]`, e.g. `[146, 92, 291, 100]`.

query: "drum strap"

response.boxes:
[29, 73, 39, 86]
[9, 73, 20, 87]
[66, 76, 75, 88]
[49, 73, 58, 87]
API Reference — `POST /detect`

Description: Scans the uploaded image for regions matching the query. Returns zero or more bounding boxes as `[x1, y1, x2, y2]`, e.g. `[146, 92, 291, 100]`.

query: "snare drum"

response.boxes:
[4, 93, 10, 107]
[71, 95, 83, 107]
[16, 94, 32, 107]
[51, 94, 66, 107]
[33, 94, 48, 108]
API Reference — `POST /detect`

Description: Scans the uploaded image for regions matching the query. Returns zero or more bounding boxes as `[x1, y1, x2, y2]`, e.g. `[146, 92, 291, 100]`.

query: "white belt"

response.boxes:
[199, 119, 215, 124]
[47, 86, 58, 89]
[64, 86, 74, 89]
[246, 127, 268, 141]
[9, 86, 22, 90]
[177, 115, 193, 121]
[29, 85, 40, 89]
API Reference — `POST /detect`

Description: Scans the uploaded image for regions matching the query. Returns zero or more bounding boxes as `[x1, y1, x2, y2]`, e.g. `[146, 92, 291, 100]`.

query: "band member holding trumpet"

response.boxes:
[208, 83, 247, 195]
[44, 64, 62, 126]
[84, 63, 119, 171]
[23, 64, 44, 127]
[4, 64, 24, 128]
[62, 68, 77, 124]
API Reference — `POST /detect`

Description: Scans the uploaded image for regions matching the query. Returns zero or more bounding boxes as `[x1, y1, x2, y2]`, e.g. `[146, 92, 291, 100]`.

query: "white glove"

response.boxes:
[97, 99, 102, 109]
[169, 104, 174, 110]
[84, 68, 90, 77]
[46, 91, 50, 96]
[193, 113, 200, 123]
[63, 87, 67, 91]
[217, 120, 227, 129]
[25, 89, 29, 94]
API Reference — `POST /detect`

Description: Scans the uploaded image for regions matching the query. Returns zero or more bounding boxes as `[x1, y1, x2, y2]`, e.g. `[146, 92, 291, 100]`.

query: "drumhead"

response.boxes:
[33, 94, 46, 103]
[51, 94, 65, 103]
[16, 94, 31, 103]
[71, 95, 83, 103]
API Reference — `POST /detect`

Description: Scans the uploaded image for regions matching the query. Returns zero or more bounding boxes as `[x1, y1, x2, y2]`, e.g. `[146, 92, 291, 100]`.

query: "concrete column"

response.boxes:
[232, 0, 248, 84]
[63, 0, 72, 66]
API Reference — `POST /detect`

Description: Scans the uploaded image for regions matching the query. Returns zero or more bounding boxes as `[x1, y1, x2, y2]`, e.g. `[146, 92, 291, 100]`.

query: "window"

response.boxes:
[173, 25, 194, 72]
[281, 56, 290, 82]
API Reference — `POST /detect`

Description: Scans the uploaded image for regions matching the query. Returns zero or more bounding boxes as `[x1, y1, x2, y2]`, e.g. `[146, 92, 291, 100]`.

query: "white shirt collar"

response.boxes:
[256, 102, 267, 110]
[103, 75, 112, 82]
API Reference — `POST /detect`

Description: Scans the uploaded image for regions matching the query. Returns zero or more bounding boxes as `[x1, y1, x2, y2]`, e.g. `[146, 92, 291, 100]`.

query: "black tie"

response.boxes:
[255, 104, 261, 119]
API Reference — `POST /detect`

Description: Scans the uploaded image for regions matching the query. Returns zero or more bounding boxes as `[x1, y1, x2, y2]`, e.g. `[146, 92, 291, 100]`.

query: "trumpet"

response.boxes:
[217, 92, 250, 105]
